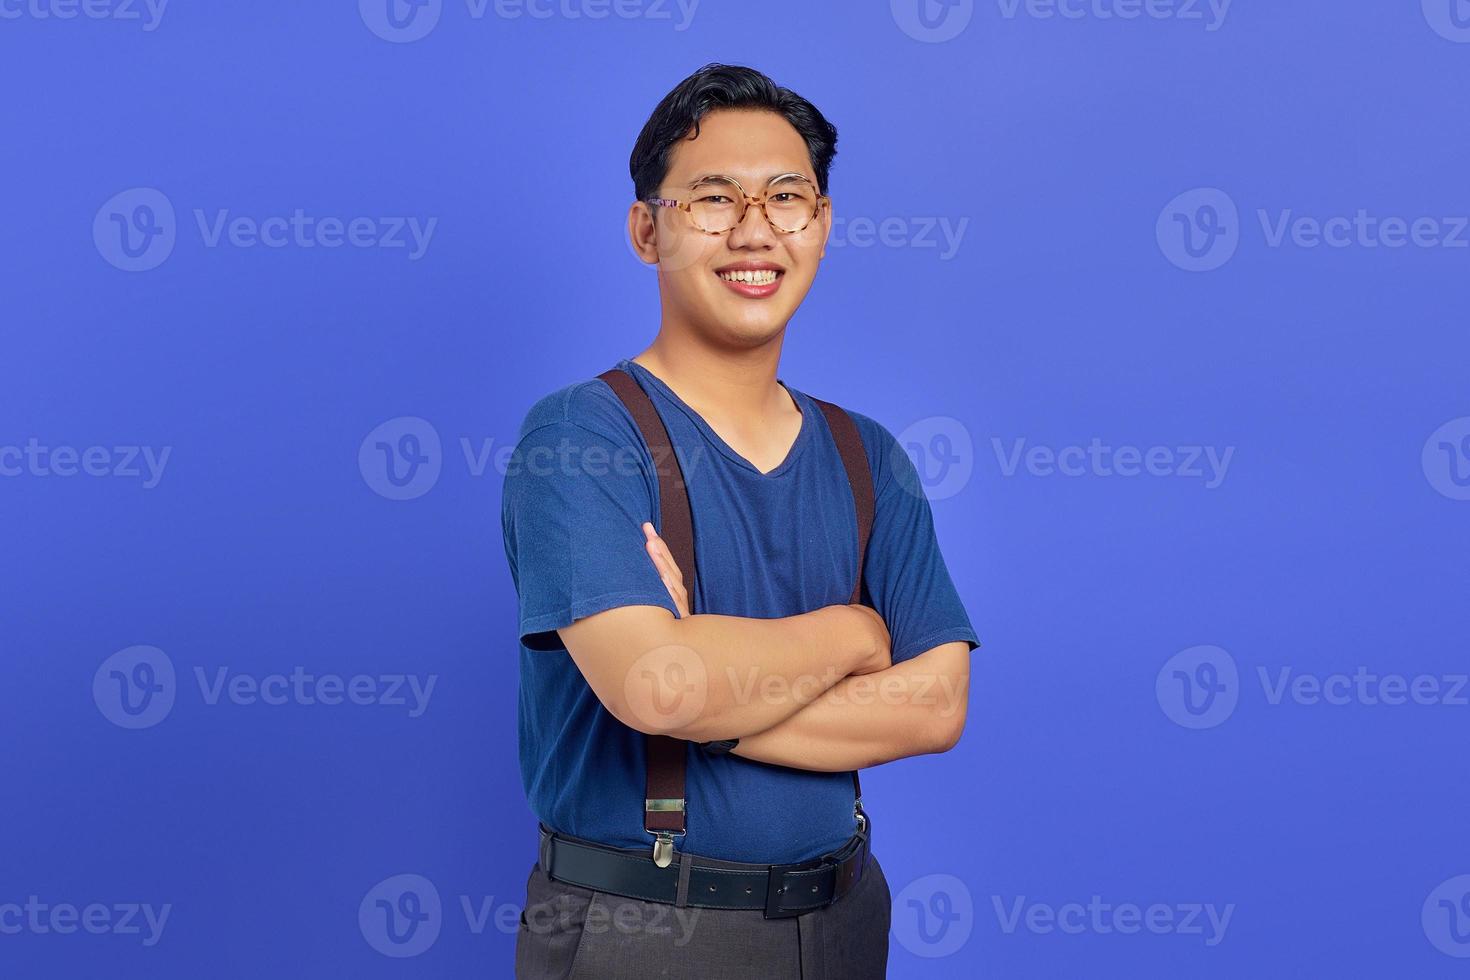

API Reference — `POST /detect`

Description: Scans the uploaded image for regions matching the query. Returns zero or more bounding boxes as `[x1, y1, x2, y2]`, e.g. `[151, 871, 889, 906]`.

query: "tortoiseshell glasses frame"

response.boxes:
[644, 173, 830, 236]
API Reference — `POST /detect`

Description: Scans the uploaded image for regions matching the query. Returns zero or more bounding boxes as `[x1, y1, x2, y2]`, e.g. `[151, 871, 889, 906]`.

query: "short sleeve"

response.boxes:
[501, 413, 679, 652]
[855, 415, 979, 664]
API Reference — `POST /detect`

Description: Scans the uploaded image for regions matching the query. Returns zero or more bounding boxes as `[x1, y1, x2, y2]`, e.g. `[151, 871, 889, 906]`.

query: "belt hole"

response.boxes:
[810, 885, 818, 893]
[708, 885, 716, 892]
[744, 886, 752, 894]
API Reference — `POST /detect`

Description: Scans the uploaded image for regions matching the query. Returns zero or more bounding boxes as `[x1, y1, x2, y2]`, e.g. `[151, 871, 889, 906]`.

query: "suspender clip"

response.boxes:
[652, 831, 677, 868]
[646, 796, 686, 868]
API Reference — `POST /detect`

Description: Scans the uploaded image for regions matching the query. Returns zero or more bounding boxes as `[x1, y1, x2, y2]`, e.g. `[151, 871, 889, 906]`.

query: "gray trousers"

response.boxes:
[514, 851, 892, 979]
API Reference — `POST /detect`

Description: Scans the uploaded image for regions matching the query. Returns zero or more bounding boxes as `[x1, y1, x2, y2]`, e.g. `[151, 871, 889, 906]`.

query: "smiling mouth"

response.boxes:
[716, 268, 782, 285]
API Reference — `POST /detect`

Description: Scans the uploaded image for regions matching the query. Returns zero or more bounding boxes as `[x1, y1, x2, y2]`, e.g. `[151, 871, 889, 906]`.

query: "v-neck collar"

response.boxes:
[618, 358, 812, 479]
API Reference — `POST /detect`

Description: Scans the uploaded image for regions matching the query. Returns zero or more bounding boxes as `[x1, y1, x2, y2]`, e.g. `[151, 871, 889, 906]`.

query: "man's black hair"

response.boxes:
[629, 63, 839, 202]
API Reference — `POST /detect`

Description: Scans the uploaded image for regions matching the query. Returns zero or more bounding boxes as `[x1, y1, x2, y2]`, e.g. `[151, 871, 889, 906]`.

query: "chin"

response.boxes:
[709, 309, 790, 349]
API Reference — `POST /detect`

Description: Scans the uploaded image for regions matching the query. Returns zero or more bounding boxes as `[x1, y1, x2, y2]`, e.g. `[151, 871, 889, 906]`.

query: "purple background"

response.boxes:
[3, 1, 1469, 976]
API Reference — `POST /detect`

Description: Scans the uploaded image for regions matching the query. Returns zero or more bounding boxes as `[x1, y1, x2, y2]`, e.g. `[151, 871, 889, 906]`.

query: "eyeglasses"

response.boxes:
[645, 173, 829, 235]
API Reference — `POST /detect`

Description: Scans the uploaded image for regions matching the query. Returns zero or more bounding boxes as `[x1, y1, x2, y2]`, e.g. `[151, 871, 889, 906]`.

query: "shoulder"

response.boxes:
[515, 375, 640, 449]
[795, 390, 901, 463]
[793, 390, 906, 492]
[840, 408, 900, 455]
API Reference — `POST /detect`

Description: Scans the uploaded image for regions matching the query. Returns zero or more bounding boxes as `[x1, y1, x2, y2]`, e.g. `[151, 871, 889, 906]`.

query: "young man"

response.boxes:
[502, 64, 977, 979]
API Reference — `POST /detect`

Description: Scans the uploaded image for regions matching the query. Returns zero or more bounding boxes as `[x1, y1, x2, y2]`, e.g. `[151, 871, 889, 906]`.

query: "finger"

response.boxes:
[651, 535, 684, 581]
[642, 524, 677, 574]
[659, 572, 687, 615]
[646, 537, 675, 580]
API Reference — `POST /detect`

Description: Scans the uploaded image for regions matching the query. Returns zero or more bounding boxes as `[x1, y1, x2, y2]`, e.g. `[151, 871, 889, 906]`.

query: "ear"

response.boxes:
[818, 198, 833, 261]
[628, 200, 660, 266]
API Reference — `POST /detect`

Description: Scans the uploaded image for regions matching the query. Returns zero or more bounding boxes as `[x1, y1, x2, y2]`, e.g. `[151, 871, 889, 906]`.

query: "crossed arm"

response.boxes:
[557, 522, 970, 772]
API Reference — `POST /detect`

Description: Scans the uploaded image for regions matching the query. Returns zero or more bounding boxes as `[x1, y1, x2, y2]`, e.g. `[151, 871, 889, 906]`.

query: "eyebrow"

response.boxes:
[684, 172, 813, 188]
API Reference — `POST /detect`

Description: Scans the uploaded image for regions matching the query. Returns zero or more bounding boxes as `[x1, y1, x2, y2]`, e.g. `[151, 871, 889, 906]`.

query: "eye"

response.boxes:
[696, 195, 734, 205]
[771, 193, 797, 203]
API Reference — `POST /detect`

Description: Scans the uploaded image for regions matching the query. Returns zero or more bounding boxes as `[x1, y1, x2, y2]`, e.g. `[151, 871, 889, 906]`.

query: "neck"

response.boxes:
[633, 325, 791, 421]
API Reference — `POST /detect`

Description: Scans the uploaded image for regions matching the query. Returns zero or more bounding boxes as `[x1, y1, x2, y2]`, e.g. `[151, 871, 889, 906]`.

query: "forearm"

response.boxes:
[731, 642, 971, 771]
[563, 602, 887, 743]
[664, 605, 881, 741]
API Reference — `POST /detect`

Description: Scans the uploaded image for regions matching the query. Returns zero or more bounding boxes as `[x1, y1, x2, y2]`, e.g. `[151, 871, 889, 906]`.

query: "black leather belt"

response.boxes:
[538, 816, 872, 920]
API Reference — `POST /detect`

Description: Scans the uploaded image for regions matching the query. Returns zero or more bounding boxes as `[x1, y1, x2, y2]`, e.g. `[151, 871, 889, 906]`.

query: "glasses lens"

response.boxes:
[765, 178, 819, 233]
[687, 177, 743, 234]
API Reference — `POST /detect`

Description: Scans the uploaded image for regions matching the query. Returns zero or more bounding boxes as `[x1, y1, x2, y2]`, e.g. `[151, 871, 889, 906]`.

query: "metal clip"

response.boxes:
[652, 832, 676, 868]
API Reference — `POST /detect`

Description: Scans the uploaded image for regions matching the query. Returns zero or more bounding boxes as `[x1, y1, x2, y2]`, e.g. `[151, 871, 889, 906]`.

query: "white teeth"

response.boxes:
[718, 269, 779, 285]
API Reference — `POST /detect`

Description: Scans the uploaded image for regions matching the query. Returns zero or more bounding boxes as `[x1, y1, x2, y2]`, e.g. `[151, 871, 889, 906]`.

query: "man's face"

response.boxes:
[629, 108, 831, 349]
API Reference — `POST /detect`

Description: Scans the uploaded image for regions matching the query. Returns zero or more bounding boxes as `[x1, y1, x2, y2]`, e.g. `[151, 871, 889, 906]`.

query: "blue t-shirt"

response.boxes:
[501, 358, 978, 864]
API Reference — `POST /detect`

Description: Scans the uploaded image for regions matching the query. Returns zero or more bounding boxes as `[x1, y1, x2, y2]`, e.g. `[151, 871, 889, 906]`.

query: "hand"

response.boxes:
[642, 522, 691, 618]
[846, 604, 892, 675]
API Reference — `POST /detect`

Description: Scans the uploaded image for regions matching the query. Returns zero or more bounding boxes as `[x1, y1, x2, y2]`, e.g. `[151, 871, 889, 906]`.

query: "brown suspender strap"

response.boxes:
[599, 367, 877, 856]
[812, 398, 877, 812]
[598, 369, 694, 858]
[811, 399, 876, 606]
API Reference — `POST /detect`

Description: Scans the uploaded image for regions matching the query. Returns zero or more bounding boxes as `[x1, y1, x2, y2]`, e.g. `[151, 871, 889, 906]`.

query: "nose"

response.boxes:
[725, 196, 777, 250]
